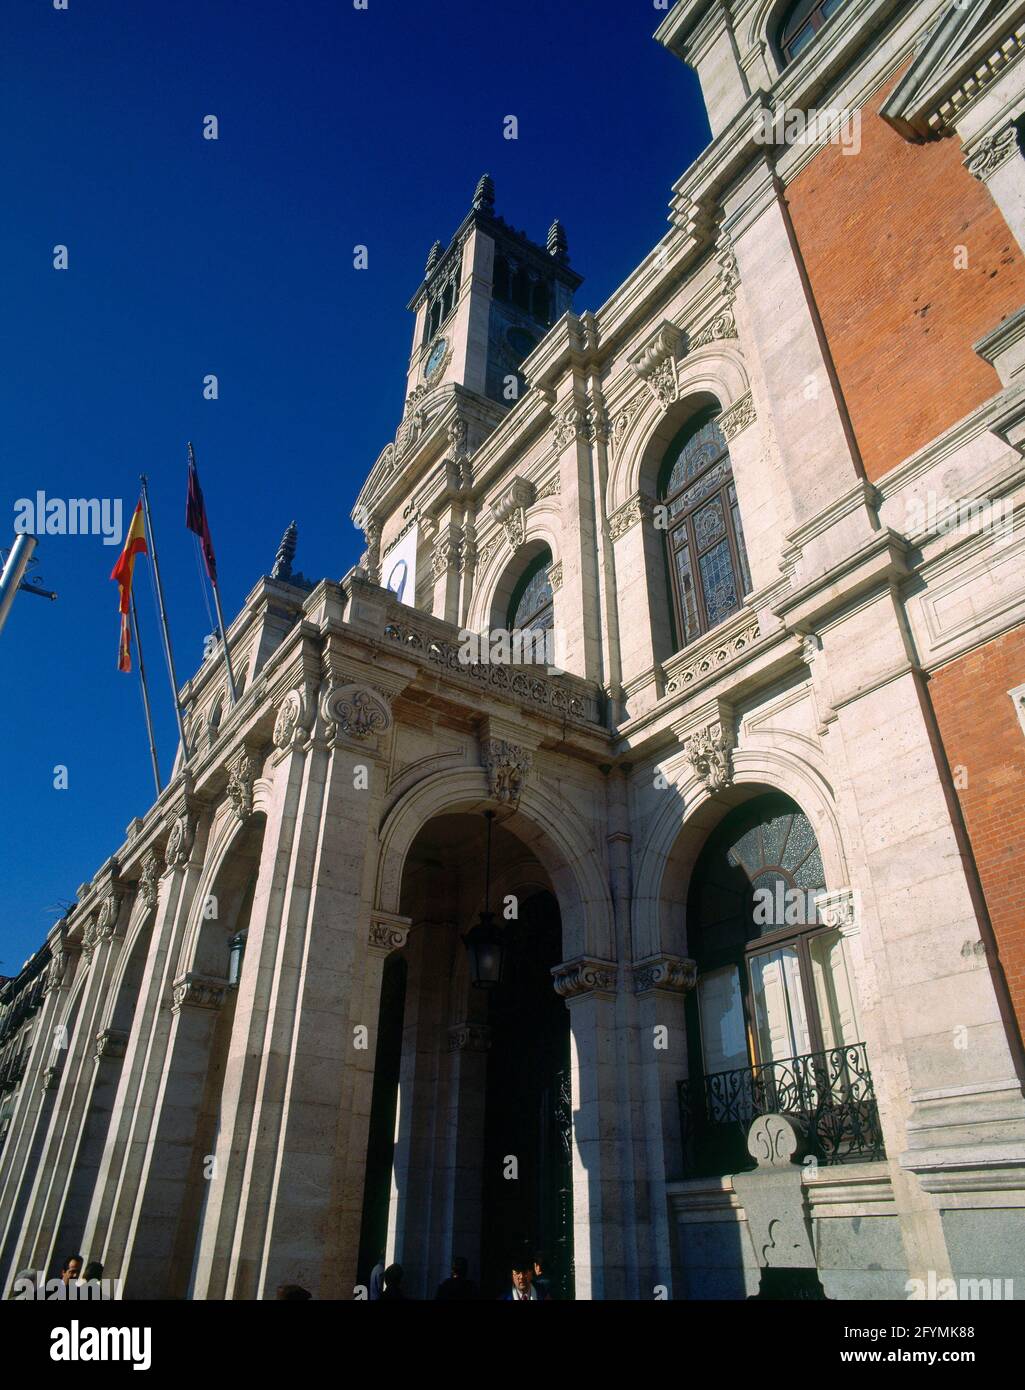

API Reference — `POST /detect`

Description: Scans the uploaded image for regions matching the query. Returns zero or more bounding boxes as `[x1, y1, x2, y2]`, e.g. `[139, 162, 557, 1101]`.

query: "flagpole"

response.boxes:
[139, 473, 189, 751]
[130, 588, 162, 797]
[187, 443, 238, 707]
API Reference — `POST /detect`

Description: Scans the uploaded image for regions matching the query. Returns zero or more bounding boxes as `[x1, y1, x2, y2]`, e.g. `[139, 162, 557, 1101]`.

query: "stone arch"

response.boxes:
[376, 767, 614, 962]
[94, 894, 159, 1037]
[745, 0, 797, 69]
[633, 743, 849, 963]
[174, 806, 267, 983]
[608, 343, 751, 514]
[467, 515, 561, 634]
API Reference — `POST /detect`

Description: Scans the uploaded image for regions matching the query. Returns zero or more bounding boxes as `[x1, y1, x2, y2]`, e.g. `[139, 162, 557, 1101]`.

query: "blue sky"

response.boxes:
[0, 0, 708, 973]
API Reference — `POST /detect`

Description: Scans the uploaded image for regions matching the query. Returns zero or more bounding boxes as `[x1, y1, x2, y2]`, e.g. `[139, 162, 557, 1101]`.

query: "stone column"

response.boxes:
[437, 1022, 491, 1283]
[609, 492, 666, 712]
[0, 939, 80, 1290]
[550, 387, 603, 682]
[223, 678, 395, 1299]
[552, 956, 622, 1300]
[632, 954, 696, 1299]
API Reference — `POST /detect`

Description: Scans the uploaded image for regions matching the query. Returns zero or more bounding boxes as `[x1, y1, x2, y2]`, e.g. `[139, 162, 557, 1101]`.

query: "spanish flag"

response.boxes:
[110, 501, 147, 672]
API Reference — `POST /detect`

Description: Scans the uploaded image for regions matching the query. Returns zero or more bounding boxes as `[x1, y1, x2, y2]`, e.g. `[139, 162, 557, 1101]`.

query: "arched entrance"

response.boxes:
[360, 810, 575, 1300]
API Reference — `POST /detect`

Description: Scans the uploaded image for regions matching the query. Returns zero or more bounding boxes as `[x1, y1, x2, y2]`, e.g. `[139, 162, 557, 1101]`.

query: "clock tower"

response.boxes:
[405, 174, 583, 410]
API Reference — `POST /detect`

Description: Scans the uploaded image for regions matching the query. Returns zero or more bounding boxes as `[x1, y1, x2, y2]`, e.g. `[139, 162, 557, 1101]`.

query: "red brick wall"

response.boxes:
[928, 626, 1025, 1037]
[786, 69, 1025, 483]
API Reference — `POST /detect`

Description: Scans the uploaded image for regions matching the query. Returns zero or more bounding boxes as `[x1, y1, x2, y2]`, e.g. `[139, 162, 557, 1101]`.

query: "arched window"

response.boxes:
[659, 405, 751, 649]
[507, 548, 554, 634]
[682, 794, 880, 1175]
[777, 0, 847, 65]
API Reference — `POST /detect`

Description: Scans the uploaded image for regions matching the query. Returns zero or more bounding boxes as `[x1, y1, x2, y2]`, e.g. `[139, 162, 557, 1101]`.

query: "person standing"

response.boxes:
[500, 1257, 548, 1301]
[435, 1256, 479, 1300]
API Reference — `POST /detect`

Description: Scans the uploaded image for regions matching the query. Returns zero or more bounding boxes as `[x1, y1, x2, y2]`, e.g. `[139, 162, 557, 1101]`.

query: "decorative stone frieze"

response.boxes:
[964, 125, 1020, 181]
[94, 1028, 129, 1061]
[431, 534, 457, 578]
[481, 737, 533, 807]
[586, 404, 610, 444]
[171, 972, 229, 1013]
[321, 684, 392, 744]
[632, 955, 697, 995]
[548, 560, 564, 593]
[534, 472, 560, 501]
[491, 477, 535, 549]
[137, 847, 163, 908]
[447, 1023, 493, 1052]
[718, 392, 756, 442]
[629, 322, 683, 409]
[226, 747, 261, 823]
[552, 956, 618, 1000]
[273, 688, 313, 752]
[683, 721, 734, 793]
[368, 914, 411, 955]
[663, 618, 760, 696]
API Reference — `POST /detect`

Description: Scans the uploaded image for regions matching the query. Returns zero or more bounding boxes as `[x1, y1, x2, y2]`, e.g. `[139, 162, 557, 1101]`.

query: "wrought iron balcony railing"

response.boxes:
[677, 1042, 885, 1178]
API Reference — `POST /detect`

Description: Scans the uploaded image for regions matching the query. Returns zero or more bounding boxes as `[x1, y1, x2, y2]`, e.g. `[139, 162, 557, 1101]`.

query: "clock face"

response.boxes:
[425, 337, 448, 379]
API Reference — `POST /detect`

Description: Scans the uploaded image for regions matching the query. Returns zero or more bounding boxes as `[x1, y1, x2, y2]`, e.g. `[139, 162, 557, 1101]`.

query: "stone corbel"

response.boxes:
[368, 912, 411, 956]
[629, 320, 683, 410]
[633, 954, 697, 996]
[491, 477, 535, 550]
[137, 846, 164, 909]
[816, 887, 858, 937]
[171, 972, 229, 1013]
[42, 941, 78, 996]
[552, 956, 618, 1000]
[162, 793, 203, 873]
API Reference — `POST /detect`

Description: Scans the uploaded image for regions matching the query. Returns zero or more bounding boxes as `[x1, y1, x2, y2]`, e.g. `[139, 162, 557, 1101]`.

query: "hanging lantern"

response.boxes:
[464, 811, 505, 989]
[227, 929, 248, 988]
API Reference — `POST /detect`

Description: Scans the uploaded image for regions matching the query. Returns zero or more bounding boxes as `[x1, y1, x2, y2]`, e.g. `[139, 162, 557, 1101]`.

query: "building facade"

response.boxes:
[3, 0, 1025, 1299]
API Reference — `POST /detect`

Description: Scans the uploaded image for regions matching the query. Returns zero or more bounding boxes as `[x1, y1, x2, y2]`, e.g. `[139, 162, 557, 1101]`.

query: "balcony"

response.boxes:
[677, 1043, 886, 1178]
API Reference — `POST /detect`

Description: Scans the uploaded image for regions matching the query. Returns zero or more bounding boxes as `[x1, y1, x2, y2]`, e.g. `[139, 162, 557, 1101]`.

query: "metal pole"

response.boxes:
[130, 588, 163, 798]
[0, 534, 37, 636]
[210, 578, 239, 706]
[139, 474, 189, 751]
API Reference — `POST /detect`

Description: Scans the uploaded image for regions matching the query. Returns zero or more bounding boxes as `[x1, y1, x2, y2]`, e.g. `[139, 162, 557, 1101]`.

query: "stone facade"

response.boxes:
[2, 0, 1025, 1299]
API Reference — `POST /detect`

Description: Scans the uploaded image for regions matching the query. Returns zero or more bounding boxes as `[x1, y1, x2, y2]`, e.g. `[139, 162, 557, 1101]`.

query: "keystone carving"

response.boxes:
[491, 477, 535, 550]
[683, 721, 734, 793]
[481, 737, 533, 807]
[629, 322, 683, 410]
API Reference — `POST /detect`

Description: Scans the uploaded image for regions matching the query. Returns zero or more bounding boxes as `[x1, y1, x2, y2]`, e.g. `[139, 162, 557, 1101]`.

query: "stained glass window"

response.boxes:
[659, 406, 752, 649]
[508, 550, 554, 634]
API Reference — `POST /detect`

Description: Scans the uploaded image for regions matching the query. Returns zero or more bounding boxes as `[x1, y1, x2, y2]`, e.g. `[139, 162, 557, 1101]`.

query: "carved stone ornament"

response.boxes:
[164, 810, 197, 871]
[491, 477, 535, 550]
[683, 721, 733, 793]
[360, 517, 382, 584]
[171, 972, 228, 1013]
[94, 1028, 128, 1061]
[608, 494, 649, 542]
[966, 125, 1021, 180]
[457, 522, 477, 573]
[552, 956, 618, 1000]
[432, 534, 456, 579]
[690, 310, 737, 348]
[663, 618, 760, 696]
[447, 415, 469, 459]
[816, 887, 856, 934]
[368, 916, 411, 955]
[633, 955, 697, 995]
[42, 1065, 61, 1091]
[273, 688, 312, 752]
[534, 472, 560, 501]
[610, 395, 643, 457]
[43, 947, 69, 995]
[138, 847, 163, 907]
[629, 322, 683, 409]
[447, 1023, 493, 1053]
[548, 559, 564, 592]
[552, 403, 587, 452]
[227, 748, 261, 823]
[321, 684, 392, 744]
[718, 392, 756, 442]
[481, 737, 533, 806]
[715, 227, 740, 304]
[586, 404, 610, 444]
[747, 1113, 805, 1169]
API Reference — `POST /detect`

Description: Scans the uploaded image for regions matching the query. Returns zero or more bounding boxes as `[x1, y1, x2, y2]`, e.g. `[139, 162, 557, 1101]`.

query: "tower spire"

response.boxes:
[271, 521, 297, 580]
[472, 172, 495, 213]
